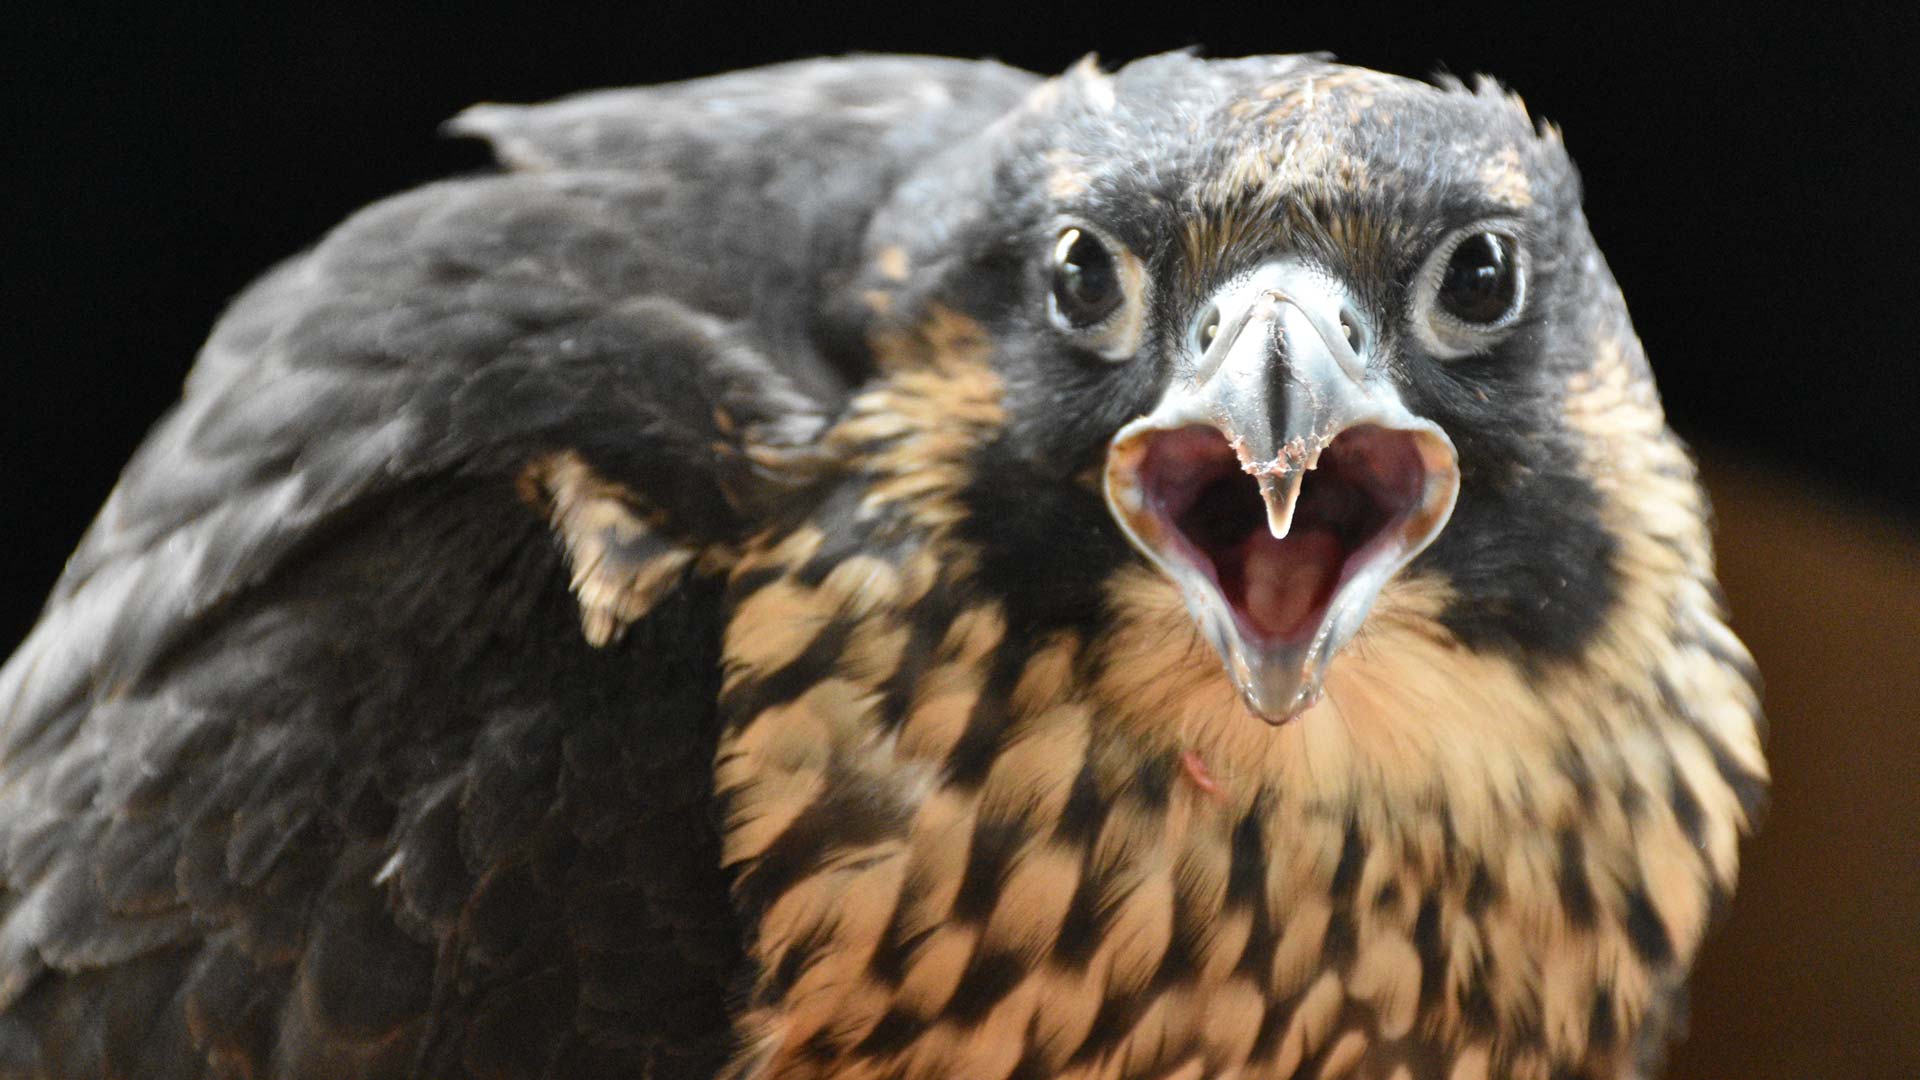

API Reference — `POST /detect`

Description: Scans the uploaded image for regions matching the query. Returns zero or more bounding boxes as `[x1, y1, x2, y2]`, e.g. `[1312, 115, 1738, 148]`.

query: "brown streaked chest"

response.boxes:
[703, 336, 1763, 1080]
[708, 498, 1737, 1080]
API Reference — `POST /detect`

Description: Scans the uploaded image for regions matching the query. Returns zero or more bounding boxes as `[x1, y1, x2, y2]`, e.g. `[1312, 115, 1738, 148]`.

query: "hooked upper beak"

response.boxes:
[1103, 261, 1460, 722]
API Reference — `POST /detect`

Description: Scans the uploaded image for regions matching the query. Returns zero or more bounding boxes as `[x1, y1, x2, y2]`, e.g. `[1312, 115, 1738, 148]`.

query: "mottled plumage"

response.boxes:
[0, 53, 1764, 1080]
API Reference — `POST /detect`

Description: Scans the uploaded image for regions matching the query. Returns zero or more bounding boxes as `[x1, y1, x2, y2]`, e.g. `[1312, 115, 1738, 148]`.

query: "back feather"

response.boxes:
[0, 55, 1036, 1079]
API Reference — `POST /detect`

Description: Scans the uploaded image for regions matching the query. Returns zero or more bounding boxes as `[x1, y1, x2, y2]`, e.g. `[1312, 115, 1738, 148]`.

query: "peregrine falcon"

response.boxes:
[0, 53, 1766, 1080]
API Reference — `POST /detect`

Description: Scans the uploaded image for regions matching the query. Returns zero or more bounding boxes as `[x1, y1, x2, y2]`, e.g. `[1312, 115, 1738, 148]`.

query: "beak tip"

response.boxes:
[1256, 471, 1305, 541]
[1264, 506, 1292, 542]
[1237, 663, 1326, 725]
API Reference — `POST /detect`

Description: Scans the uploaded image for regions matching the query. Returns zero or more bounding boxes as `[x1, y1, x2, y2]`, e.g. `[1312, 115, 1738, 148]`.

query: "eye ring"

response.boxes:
[1046, 223, 1147, 361]
[1412, 225, 1528, 358]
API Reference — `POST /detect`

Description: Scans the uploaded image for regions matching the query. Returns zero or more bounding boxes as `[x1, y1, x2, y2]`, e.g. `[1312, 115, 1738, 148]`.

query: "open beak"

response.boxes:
[1104, 261, 1460, 722]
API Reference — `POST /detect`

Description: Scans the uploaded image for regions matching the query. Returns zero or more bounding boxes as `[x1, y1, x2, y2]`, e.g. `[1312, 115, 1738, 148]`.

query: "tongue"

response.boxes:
[1239, 528, 1342, 640]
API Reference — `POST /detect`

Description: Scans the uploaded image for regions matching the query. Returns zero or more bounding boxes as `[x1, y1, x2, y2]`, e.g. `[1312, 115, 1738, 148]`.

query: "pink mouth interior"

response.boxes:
[1136, 425, 1429, 644]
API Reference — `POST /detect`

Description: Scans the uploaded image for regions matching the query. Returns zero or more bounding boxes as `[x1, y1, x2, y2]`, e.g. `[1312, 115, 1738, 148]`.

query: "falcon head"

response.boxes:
[857, 53, 1634, 723]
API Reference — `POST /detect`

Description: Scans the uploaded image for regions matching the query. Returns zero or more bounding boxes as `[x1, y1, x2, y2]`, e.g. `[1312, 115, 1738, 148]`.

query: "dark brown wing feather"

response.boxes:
[0, 55, 1036, 1080]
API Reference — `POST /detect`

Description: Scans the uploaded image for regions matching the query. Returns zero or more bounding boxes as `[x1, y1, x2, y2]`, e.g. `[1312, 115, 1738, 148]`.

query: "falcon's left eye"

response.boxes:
[1050, 228, 1123, 328]
[1438, 233, 1518, 325]
[1412, 224, 1529, 358]
[1046, 224, 1147, 361]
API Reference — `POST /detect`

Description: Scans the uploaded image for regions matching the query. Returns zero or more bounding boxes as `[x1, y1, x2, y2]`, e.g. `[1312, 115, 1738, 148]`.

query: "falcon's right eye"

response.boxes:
[1050, 228, 1123, 329]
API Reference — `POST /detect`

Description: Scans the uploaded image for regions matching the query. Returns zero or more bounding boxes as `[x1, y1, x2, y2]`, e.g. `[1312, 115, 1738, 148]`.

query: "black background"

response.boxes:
[7, 4, 1916, 1076]
[8, 7, 1915, 634]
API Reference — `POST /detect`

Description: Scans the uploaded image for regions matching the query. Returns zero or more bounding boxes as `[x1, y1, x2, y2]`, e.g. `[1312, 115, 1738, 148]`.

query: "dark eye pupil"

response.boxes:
[1052, 228, 1122, 327]
[1438, 232, 1518, 325]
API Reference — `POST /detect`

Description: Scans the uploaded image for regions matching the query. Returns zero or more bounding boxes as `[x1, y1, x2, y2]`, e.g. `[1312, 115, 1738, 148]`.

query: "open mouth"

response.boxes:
[1134, 424, 1431, 645]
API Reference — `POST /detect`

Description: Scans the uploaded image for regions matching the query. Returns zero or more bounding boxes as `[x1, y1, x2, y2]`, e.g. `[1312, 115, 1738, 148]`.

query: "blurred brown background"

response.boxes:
[8, 4, 1916, 1075]
[1674, 454, 1919, 1078]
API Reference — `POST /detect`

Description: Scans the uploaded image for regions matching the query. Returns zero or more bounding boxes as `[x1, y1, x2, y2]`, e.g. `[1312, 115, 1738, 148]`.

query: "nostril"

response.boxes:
[1337, 307, 1366, 354]
[1196, 304, 1222, 351]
